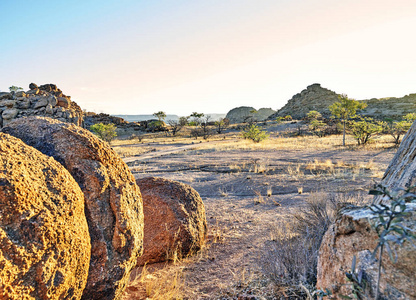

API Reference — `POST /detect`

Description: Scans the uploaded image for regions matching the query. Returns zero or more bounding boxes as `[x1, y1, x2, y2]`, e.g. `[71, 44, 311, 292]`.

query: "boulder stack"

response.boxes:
[0, 83, 83, 128]
[0, 133, 91, 299]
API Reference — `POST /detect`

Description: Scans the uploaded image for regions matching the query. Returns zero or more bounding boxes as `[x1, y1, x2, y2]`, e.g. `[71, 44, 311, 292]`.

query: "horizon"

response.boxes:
[1, 1, 416, 116]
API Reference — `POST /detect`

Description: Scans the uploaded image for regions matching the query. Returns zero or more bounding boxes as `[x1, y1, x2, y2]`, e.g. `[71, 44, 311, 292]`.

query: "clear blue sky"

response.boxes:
[1, 0, 416, 115]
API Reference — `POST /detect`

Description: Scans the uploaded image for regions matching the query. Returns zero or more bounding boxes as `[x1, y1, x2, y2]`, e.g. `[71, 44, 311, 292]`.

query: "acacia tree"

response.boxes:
[9, 86, 23, 93]
[215, 118, 230, 134]
[329, 94, 367, 146]
[385, 113, 416, 145]
[153, 111, 166, 122]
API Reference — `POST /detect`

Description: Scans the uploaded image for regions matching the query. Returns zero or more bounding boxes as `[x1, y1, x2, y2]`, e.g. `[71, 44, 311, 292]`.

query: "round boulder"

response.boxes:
[3, 117, 144, 300]
[135, 177, 207, 265]
[0, 133, 90, 299]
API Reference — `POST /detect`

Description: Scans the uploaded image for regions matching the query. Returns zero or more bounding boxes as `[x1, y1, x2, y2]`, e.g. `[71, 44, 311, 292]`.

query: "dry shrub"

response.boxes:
[262, 192, 369, 298]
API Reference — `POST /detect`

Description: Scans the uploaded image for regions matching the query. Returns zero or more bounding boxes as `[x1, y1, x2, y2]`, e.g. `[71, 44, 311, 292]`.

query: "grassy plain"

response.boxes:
[119, 122, 397, 299]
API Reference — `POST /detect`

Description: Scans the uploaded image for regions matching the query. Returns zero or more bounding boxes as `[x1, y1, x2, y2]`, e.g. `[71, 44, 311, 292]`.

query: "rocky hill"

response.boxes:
[225, 106, 276, 124]
[270, 83, 416, 120]
[272, 84, 339, 119]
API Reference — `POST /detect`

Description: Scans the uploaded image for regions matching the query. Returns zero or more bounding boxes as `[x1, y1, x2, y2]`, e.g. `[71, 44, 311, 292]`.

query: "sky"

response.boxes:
[1, 0, 416, 116]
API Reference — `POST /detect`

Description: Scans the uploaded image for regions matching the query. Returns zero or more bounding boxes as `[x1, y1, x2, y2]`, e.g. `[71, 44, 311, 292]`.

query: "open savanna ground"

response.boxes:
[118, 125, 398, 299]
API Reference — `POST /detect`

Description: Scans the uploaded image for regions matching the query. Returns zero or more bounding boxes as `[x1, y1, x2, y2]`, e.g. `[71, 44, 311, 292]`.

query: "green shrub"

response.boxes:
[348, 117, 383, 145]
[90, 123, 117, 143]
[241, 124, 269, 143]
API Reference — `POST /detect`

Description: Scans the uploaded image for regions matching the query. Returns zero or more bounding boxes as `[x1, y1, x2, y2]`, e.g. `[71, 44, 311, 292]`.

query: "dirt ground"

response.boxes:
[120, 132, 397, 300]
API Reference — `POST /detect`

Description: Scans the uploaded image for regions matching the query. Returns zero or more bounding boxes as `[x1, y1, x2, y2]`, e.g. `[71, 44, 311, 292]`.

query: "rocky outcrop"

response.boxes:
[271, 83, 339, 119]
[317, 207, 416, 299]
[0, 133, 91, 300]
[3, 117, 144, 300]
[135, 177, 207, 265]
[361, 94, 416, 119]
[0, 83, 83, 128]
[225, 106, 276, 124]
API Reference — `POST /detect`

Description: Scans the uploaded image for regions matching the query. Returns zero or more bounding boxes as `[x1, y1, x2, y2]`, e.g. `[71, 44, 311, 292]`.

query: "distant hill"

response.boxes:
[225, 107, 276, 124]
[114, 114, 226, 122]
[269, 83, 416, 120]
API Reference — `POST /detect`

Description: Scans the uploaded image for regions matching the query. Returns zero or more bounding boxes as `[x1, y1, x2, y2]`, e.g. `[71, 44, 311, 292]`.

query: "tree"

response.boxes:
[90, 123, 117, 143]
[215, 118, 229, 134]
[199, 115, 213, 140]
[241, 124, 269, 143]
[167, 116, 188, 136]
[9, 86, 23, 93]
[329, 94, 367, 146]
[167, 120, 183, 136]
[309, 119, 327, 137]
[189, 112, 204, 126]
[385, 113, 416, 145]
[153, 111, 167, 122]
[348, 117, 383, 145]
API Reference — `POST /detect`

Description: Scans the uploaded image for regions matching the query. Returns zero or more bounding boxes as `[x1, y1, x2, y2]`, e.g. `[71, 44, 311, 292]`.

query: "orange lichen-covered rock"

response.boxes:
[135, 177, 207, 265]
[3, 117, 144, 300]
[0, 133, 90, 300]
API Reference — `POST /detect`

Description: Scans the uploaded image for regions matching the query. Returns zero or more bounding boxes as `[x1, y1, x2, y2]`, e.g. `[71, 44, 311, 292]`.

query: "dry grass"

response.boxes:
[124, 264, 184, 300]
[262, 191, 371, 298]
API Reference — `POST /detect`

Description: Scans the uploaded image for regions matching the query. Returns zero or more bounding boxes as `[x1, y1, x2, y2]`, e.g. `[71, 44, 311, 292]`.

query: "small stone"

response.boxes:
[56, 97, 70, 108]
[29, 82, 38, 90]
[0, 92, 12, 100]
[2, 108, 18, 120]
[33, 97, 49, 109]
[48, 95, 58, 106]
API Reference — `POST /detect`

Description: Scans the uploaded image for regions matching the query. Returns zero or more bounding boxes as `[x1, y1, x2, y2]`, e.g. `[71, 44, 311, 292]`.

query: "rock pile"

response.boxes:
[0, 133, 91, 300]
[0, 83, 83, 128]
[136, 177, 207, 265]
[317, 120, 416, 299]
[84, 112, 144, 132]
[225, 106, 276, 124]
[3, 117, 144, 300]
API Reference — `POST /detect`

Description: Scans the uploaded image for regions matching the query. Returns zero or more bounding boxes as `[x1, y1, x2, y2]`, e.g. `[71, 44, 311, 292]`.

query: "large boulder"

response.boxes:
[0, 133, 90, 299]
[3, 117, 144, 300]
[135, 177, 207, 265]
[316, 207, 416, 299]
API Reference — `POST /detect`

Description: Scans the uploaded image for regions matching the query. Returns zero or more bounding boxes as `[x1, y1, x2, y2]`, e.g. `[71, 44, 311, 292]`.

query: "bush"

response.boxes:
[347, 117, 383, 145]
[284, 115, 293, 121]
[241, 124, 269, 143]
[90, 123, 117, 143]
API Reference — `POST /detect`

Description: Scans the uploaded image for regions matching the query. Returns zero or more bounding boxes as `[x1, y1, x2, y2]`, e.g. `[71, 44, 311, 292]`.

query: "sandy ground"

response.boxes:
[121, 137, 396, 299]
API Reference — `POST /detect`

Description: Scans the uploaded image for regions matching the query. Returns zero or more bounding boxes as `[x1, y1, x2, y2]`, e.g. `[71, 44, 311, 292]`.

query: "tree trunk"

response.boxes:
[343, 120, 346, 146]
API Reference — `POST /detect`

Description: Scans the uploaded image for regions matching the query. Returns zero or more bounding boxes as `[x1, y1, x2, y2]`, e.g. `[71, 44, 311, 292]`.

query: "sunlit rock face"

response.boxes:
[0, 132, 91, 300]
